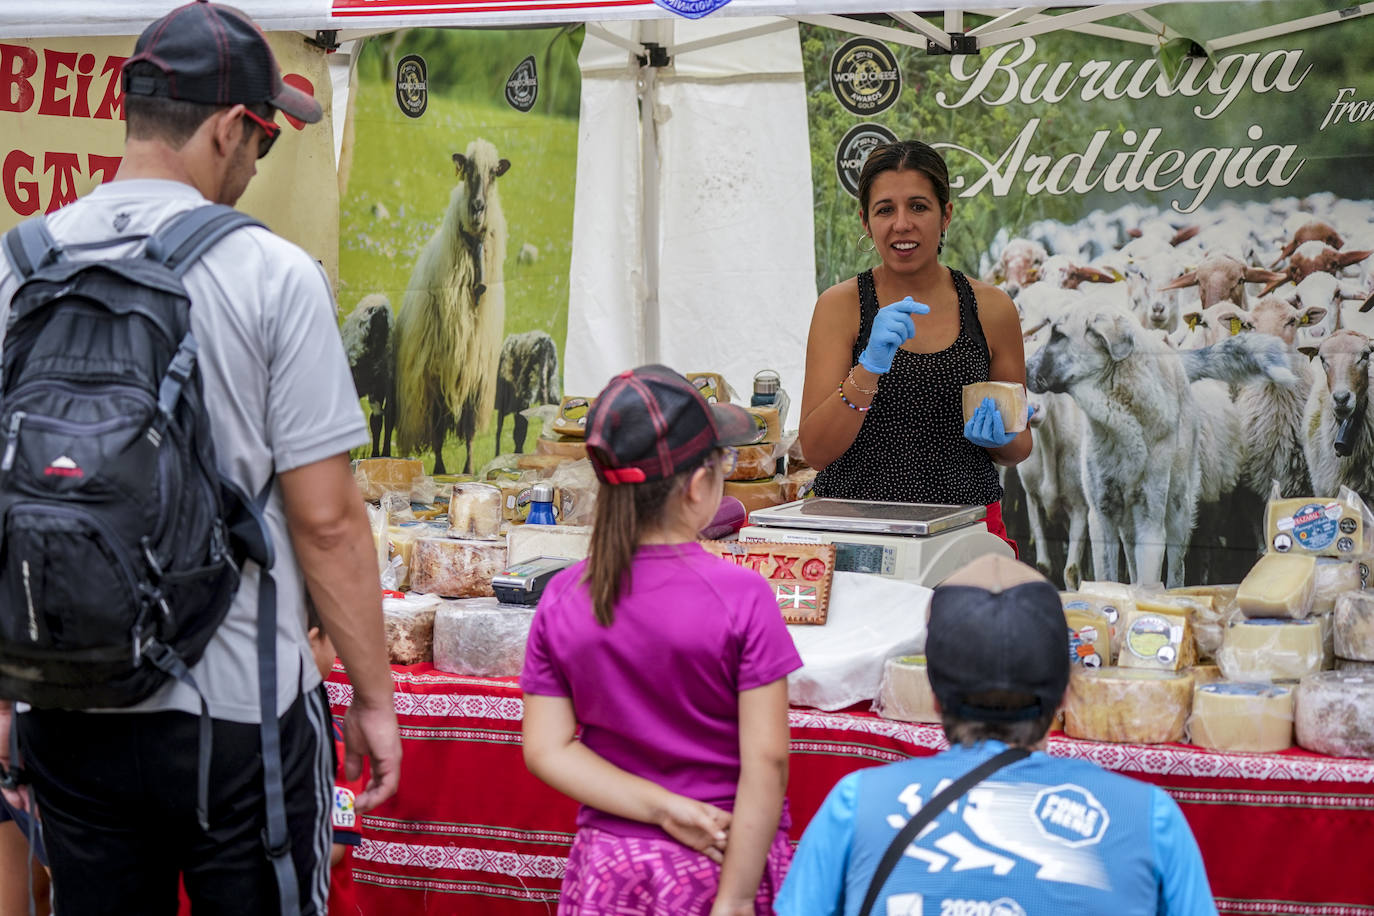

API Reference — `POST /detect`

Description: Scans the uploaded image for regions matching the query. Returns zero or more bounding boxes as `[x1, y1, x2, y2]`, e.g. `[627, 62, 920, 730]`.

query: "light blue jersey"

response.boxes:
[776, 741, 1216, 916]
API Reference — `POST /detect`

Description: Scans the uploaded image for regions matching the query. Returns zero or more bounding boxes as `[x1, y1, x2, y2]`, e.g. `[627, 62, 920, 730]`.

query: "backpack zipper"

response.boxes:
[1, 411, 24, 472]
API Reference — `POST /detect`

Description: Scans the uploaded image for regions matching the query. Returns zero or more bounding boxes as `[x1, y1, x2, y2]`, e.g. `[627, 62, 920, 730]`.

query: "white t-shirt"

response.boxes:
[0, 179, 369, 723]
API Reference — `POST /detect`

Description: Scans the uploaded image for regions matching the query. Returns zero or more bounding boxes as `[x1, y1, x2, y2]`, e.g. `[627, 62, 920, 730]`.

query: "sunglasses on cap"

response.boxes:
[240, 107, 281, 159]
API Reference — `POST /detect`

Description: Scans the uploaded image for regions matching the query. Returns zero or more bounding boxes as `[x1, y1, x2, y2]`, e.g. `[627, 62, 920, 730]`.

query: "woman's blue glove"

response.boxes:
[858, 297, 931, 374]
[964, 397, 1024, 449]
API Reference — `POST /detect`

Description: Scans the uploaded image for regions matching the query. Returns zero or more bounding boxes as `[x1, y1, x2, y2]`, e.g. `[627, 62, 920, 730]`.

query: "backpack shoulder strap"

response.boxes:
[146, 204, 265, 277]
[2, 217, 61, 281]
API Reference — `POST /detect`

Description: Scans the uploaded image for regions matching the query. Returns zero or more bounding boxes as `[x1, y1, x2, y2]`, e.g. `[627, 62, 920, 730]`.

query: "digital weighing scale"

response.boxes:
[741, 498, 1013, 586]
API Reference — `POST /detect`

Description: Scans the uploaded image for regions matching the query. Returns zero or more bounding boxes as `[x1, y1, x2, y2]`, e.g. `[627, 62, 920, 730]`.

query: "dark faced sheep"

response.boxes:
[341, 293, 395, 457]
[495, 330, 561, 456]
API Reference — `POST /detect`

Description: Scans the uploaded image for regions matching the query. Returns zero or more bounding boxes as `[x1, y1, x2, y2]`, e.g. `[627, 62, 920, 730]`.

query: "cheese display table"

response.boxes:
[327, 664, 1374, 916]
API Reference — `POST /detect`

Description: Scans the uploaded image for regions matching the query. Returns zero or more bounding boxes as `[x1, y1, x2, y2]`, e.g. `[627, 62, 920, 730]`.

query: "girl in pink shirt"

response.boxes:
[521, 364, 803, 916]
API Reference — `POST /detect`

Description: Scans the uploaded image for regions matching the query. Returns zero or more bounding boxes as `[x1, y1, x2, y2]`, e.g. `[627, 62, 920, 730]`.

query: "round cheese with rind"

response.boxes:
[1295, 672, 1374, 758]
[1334, 591, 1374, 661]
[1217, 618, 1324, 682]
[873, 655, 940, 723]
[727, 443, 781, 481]
[1187, 682, 1294, 753]
[1063, 668, 1193, 744]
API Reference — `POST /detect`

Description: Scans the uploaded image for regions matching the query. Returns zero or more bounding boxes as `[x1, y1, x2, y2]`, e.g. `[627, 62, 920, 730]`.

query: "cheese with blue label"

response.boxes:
[1187, 682, 1294, 753]
[1265, 497, 1363, 558]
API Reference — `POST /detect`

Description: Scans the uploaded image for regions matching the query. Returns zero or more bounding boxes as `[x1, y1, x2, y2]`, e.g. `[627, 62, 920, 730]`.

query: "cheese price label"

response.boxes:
[701, 540, 837, 625]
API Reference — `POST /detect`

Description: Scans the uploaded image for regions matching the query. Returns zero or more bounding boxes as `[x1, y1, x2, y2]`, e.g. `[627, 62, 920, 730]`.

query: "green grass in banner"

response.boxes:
[338, 77, 578, 474]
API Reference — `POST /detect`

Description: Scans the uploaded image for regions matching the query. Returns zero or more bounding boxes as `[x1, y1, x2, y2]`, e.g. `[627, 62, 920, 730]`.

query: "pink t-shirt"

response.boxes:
[520, 542, 804, 840]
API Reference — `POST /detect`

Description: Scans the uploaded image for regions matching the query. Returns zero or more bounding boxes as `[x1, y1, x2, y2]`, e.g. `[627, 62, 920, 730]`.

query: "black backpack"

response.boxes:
[0, 204, 268, 709]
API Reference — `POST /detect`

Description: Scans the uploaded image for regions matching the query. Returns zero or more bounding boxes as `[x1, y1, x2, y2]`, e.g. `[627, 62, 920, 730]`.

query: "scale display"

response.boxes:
[749, 498, 986, 537]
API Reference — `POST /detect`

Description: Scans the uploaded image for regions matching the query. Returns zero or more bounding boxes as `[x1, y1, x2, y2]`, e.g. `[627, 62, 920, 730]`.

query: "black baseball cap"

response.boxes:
[585, 365, 758, 485]
[926, 555, 1069, 722]
[123, 1, 323, 124]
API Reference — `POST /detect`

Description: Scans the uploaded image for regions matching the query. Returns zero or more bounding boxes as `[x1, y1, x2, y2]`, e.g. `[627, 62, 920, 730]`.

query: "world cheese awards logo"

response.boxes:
[829, 37, 901, 116]
[506, 56, 539, 112]
[395, 54, 428, 119]
[835, 123, 898, 198]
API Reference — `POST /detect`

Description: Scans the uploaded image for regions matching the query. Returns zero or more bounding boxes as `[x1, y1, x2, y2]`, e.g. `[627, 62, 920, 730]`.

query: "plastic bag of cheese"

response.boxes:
[1216, 618, 1324, 682]
[1168, 584, 1240, 661]
[1063, 668, 1193, 744]
[1186, 681, 1294, 753]
[382, 592, 444, 666]
[1069, 582, 1135, 659]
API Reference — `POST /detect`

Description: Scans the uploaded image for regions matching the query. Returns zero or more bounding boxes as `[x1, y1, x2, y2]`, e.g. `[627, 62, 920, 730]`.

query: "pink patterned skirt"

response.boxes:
[558, 826, 794, 915]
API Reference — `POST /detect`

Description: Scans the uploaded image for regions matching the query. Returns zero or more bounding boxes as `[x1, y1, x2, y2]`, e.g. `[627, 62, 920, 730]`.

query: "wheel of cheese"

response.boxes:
[874, 656, 940, 723]
[535, 436, 589, 459]
[410, 537, 508, 599]
[433, 598, 536, 677]
[1237, 552, 1317, 618]
[354, 457, 425, 501]
[1334, 591, 1374, 661]
[1187, 682, 1294, 753]
[1312, 558, 1363, 615]
[1295, 672, 1374, 758]
[727, 443, 781, 481]
[1217, 618, 1324, 682]
[1062, 668, 1193, 744]
[723, 477, 784, 512]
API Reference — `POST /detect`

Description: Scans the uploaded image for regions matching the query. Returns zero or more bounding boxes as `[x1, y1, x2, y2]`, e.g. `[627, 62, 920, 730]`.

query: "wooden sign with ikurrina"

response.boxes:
[702, 541, 836, 625]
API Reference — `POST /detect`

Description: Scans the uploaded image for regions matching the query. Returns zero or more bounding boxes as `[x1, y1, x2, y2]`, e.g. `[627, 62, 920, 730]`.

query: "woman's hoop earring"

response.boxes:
[858, 233, 875, 253]
[938, 234, 945, 255]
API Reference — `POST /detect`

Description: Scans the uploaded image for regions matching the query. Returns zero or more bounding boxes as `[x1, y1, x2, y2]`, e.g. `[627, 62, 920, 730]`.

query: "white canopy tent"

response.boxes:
[6, 0, 1373, 402]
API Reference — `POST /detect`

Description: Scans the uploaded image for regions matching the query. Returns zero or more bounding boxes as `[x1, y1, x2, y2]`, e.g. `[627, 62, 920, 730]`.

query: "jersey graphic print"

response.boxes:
[887, 779, 1111, 890]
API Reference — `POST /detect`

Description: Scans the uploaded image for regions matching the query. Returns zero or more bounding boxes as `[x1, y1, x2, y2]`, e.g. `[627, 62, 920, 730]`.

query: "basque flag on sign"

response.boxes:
[776, 585, 817, 611]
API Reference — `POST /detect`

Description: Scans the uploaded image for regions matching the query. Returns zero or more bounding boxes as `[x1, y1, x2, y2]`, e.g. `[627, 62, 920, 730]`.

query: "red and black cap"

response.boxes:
[585, 365, 758, 485]
[123, 1, 322, 124]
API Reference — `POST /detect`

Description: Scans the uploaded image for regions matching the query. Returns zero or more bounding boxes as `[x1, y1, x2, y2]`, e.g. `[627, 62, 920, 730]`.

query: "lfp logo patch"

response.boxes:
[333, 787, 357, 829]
[1031, 785, 1109, 848]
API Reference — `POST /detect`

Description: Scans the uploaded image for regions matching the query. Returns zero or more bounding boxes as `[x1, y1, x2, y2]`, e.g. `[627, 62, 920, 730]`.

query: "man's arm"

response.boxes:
[773, 771, 859, 916]
[279, 454, 400, 812]
[1151, 787, 1218, 916]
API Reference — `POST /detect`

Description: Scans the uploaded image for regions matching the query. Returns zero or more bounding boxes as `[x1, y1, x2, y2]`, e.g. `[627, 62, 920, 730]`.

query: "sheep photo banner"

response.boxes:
[803, 2, 1374, 589]
[337, 28, 580, 476]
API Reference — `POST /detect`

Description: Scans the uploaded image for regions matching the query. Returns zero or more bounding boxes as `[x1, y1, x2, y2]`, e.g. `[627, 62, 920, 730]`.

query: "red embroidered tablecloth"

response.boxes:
[327, 665, 1374, 916]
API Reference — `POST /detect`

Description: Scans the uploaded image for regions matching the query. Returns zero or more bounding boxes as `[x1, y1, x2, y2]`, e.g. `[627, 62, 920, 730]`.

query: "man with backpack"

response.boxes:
[774, 554, 1217, 916]
[0, 3, 400, 914]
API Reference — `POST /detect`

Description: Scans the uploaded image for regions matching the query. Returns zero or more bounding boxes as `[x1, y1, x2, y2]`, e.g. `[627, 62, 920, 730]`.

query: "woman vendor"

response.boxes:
[798, 139, 1030, 546]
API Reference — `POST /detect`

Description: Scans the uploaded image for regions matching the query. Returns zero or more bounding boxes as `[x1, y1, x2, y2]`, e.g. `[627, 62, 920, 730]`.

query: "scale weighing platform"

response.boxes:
[741, 498, 1013, 586]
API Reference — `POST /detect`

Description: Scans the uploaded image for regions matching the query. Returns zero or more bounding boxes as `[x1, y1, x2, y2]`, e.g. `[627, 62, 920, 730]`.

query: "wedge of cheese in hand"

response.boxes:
[961, 382, 1028, 432]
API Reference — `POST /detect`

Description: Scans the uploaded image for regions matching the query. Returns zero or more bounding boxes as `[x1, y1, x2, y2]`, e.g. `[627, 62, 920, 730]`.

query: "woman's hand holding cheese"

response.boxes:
[857, 297, 931, 374]
[964, 397, 1025, 449]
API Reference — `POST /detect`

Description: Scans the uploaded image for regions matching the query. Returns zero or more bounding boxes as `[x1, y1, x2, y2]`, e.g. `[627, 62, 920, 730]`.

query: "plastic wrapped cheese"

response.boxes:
[1064, 603, 1111, 668]
[550, 396, 594, 438]
[873, 655, 940, 723]
[382, 593, 444, 665]
[1294, 671, 1374, 758]
[1312, 558, 1364, 615]
[1337, 657, 1374, 672]
[448, 482, 503, 539]
[723, 477, 785, 512]
[383, 521, 450, 590]
[1237, 552, 1317, 618]
[354, 457, 425, 501]
[780, 466, 818, 502]
[507, 524, 592, 567]
[685, 372, 730, 404]
[1334, 591, 1374, 661]
[1266, 497, 1363, 558]
[432, 598, 536, 677]
[1169, 584, 1239, 661]
[1217, 618, 1324, 682]
[1117, 607, 1194, 671]
[409, 538, 507, 599]
[727, 443, 782, 481]
[1063, 668, 1193, 744]
[1187, 682, 1294, 753]
[742, 406, 781, 444]
[534, 436, 589, 460]
[1188, 664, 1223, 686]
[961, 382, 1028, 432]
[1073, 582, 1135, 659]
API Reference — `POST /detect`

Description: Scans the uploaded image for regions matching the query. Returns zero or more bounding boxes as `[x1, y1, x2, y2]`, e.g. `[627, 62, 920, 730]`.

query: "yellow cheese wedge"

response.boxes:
[1265, 497, 1363, 557]
[741, 406, 781, 444]
[1117, 606, 1195, 671]
[550, 396, 594, 438]
[961, 382, 1028, 432]
[1236, 552, 1317, 619]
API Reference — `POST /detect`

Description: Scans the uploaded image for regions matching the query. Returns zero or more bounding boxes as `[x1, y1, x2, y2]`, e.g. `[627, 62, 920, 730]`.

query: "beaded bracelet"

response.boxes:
[837, 384, 871, 412]
[846, 367, 879, 396]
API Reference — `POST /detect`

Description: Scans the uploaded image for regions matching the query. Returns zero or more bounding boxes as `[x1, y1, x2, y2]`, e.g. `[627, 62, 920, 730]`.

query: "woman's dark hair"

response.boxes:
[124, 61, 270, 150]
[857, 139, 951, 217]
[583, 450, 719, 627]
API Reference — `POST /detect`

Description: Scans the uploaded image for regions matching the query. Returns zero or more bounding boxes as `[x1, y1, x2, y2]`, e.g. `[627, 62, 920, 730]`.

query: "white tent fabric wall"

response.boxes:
[0, 1, 329, 38]
[566, 17, 816, 406]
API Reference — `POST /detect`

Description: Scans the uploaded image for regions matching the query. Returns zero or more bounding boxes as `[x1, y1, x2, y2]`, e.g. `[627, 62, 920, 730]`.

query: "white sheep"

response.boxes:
[1303, 330, 1374, 503]
[394, 139, 511, 475]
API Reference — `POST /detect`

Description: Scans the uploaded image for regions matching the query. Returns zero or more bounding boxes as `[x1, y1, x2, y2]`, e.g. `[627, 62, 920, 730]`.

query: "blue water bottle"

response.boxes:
[526, 482, 557, 525]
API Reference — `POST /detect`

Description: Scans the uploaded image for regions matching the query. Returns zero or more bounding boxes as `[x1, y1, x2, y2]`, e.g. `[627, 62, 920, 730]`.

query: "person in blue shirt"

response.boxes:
[775, 554, 1217, 916]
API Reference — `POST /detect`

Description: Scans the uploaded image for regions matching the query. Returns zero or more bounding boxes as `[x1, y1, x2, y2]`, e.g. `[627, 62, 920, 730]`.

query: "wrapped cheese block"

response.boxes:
[1312, 558, 1363, 615]
[961, 382, 1028, 432]
[1337, 657, 1374, 672]
[515, 454, 569, 476]
[1295, 671, 1374, 758]
[354, 457, 425, 501]
[432, 598, 536, 677]
[1187, 682, 1294, 753]
[535, 436, 589, 460]
[1064, 602, 1111, 668]
[873, 655, 940, 723]
[742, 406, 781, 444]
[727, 443, 781, 481]
[1073, 582, 1135, 658]
[1117, 606, 1194, 671]
[551, 396, 594, 438]
[1265, 497, 1363, 558]
[1217, 618, 1324, 682]
[686, 372, 730, 404]
[1236, 552, 1317, 618]
[383, 521, 450, 590]
[724, 477, 785, 512]
[1334, 591, 1374, 661]
[507, 523, 592, 567]
[448, 482, 503, 539]
[1063, 668, 1193, 744]
[1169, 584, 1239, 661]
[1188, 664, 1223, 686]
[780, 466, 818, 502]
[410, 538, 507, 599]
[382, 593, 444, 665]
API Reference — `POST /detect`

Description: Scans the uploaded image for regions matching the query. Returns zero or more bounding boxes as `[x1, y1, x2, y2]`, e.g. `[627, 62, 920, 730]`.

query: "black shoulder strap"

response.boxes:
[146, 204, 264, 278]
[950, 267, 991, 367]
[857, 745, 1030, 916]
[2, 217, 61, 280]
[852, 269, 881, 366]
